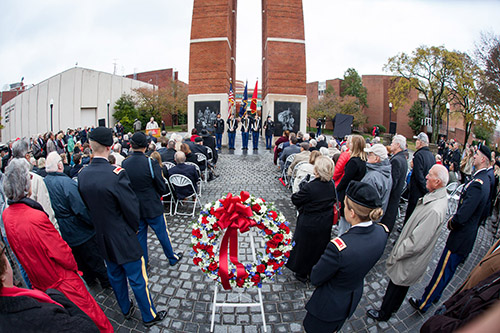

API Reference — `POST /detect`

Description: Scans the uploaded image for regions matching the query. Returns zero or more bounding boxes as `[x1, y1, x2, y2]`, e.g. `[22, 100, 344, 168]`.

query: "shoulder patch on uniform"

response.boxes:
[330, 237, 347, 251]
[474, 179, 484, 185]
[113, 167, 124, 175]
[378, 223, 390, 233]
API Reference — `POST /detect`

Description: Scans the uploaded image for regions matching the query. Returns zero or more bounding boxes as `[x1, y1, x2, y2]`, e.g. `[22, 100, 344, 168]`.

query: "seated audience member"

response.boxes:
[81, 147, 91, 165]
[190, 128, 199, 142]
[107, 154, 116, 166]
[308, 139, 318, 151]
[36, 158, 47, 177]
[111, 143, 125, 166]
[168, 151, 200, 199]
[303, 181, 388, 333]
[448, 162, 458, 184]
[280, 136, 300, 170]
[180, 143, 198, 165]
[0, 239, 99, 332]
[292, 151, 321, 193]
[273, 130, 290, 165]
[200, 129, 218, 164]
[60, 153, 71, 176]
[70, 153, 84, 178]
[316, 135, 328, 149]
[191, 137, 209, 172]
[287, 142, 311, 177]
[162, 140, 176, 163]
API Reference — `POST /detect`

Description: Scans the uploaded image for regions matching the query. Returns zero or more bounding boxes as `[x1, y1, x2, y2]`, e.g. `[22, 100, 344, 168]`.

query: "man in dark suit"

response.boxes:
[213, 113, 225, 150]
[409, 144, 492, 313]
[404, 132, 435, 225]
[159, 140, 176, 163]
[78, 127, 166, 327]
[168, 151, 200, 199]
[122, 131, 182, 267]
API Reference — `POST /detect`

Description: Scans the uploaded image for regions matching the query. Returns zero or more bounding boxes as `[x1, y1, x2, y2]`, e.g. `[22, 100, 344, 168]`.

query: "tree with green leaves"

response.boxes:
[384, 46, 458, 142]
[408, 101, 425, 135]
[113, 94, 138, 133]
[473, 124, 493, 145]
[341, 68, 368, 107]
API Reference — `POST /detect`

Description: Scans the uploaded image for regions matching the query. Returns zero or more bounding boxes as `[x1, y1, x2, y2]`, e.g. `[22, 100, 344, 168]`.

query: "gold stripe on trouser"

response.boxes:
[140, 257, 156, 318]
[163, 213, 179, 260]
[420, 250, 451, 310]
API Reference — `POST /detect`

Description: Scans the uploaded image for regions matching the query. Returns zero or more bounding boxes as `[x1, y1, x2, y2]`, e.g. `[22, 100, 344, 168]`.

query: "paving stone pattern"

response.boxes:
[90, 135, 495, 332]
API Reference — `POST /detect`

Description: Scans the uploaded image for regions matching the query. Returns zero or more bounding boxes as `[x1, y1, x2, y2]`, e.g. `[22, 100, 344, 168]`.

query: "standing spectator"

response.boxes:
[46, 132, 57, 155]
[161, 120, 166, 131]
[44, 152, 110, 289]
[460, 146, 474, 183]
[111, 143, 125, 166]
[445, 141, 461, 172]
[56, 133, 66, 155]
[304, 181, 388, 333]
[380, 134, 408, 232]
[146, 117, 158, 130]
[409, 145, 492, 313]
[333, 136, 351, 186]
[78, 127, 166, 327]
[316, 118, 322, 136]
[226, 114, 238, 150]
[3, 159, 112, 331]
[286, 156, 336, 283]
[70, 153, 84, 178]
[133, 118, 142, 132]
[213, 113, 224, 150]
[60, 153, 72, 177]
[263, 115, 275, 150]
[114, 121, 124, 136]
[122, 132, 183, 267]
[366, 165, 448, 321]
[404, 132, 435, 225]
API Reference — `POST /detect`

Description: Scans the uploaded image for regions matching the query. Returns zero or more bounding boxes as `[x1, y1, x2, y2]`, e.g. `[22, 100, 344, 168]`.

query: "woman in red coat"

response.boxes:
[2, 159, 113, 332]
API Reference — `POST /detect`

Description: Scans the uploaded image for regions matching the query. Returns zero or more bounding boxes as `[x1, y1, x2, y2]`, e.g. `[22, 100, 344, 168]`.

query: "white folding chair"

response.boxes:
[195, 152, 209, 183]
[161, 180, 175, 216]
[290, 161, 307, 191]
[185, 161, 202, 194]
[281, 153, 296, 186]
[206, 147, 214, 163]
[169, 174, 202, 217]
[163, 161, 176, 170]
[447, 183, 464, 215]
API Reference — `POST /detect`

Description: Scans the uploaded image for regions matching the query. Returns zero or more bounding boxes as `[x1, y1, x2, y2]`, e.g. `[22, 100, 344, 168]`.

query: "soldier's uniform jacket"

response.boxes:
[240, 117, 250, 133]
[305, 223, 388, 323]
[447, 168, 491, 257]
[227, 118, 238, 133]
[122, 151, 167, 220]
[250, 117, 261, 132]
[78, 157, 143, 265]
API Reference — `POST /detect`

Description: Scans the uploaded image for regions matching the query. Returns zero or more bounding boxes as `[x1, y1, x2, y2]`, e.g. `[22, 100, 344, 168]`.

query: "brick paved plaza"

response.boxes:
[90, 135, 495, 332]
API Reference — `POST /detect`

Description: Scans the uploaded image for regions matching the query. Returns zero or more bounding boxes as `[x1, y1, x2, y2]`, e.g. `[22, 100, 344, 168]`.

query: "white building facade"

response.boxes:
[1, 67, 152, 141]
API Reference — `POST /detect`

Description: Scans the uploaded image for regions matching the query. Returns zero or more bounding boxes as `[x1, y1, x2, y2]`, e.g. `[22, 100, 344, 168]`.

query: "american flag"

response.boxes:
[228, 80, 235, 118]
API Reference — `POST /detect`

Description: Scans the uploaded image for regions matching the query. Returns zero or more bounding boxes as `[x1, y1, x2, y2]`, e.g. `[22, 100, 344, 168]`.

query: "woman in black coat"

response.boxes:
[286, 156, 336, 282]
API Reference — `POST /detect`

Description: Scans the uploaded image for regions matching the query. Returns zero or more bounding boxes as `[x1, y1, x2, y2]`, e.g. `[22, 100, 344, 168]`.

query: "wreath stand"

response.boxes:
[210, 229, 267, 332]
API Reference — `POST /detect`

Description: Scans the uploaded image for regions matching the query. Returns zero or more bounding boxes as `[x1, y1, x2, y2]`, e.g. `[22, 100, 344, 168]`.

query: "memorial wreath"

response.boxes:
[191, 191, 294, 290]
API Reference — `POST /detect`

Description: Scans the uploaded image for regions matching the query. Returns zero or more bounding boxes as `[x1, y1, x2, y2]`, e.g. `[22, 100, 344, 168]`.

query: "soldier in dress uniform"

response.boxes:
[303, 181, 389, 333]
[213, 113, 225, 150]
[122, 131, 183, 267]
[409, 144, 492, 313]
[240, 114, 250, 150]
[226, 114, 238, 150]
[78, 127, 166, 327]
[250, 114, 261, 150]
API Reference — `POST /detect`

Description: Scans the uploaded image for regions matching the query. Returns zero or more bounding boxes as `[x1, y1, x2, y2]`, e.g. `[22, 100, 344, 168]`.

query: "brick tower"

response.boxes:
[188, 0, 237, 135]
[261, 0, 307, 134]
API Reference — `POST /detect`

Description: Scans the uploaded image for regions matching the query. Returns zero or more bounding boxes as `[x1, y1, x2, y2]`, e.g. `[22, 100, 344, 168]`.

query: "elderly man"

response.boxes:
[111, 143, 125, 166]
[169, 151, 200, 199]
[146, 117, 158, 130]
[366, 164, 449, 321]
[380, 134, 408, 231]
[409, 145, 492, 313]
[361, 143, 392, 218]
[287, 142, 311, 177]
[78, 127, 166, 327]
[327, 139, 340, 158]
[280, 136, 300, 170]
[44, 152, 110, 289]
[404, 132, 435, 224]
[122, 132, 182, 267]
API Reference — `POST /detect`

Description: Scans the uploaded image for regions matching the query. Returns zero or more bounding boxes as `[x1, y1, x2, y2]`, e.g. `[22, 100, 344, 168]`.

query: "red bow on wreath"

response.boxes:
[214, 191, 256, 290]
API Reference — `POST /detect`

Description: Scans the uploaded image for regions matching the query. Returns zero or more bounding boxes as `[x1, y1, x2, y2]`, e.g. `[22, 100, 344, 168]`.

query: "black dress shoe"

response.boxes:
[170, 252, 183, 266]
[366, 309, 389, 321]
[409, 297, 425, 313]
[124, 302, 135, 319]
[143, 310, 166, 327]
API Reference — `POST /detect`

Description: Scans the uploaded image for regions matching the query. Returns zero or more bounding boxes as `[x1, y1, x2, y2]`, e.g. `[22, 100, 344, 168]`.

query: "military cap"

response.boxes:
[346, 181, 382, 209]
[194, 136, 203, 143]
[130, 132, 148, 148]
[88, 127, 113, 146]
[478, 144, 491, 161]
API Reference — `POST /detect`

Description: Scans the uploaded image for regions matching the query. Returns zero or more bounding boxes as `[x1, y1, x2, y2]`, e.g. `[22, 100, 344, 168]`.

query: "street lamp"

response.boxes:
[107, 99, 110, 127]
[446, 102, 450, 140]
[49, 99, 54, 132]
[389, 102, 393, 123]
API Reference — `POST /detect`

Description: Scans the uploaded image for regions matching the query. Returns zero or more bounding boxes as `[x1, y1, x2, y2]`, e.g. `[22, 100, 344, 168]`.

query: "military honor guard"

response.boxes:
[227, 114, 238, 150]
[78, 127, 166, 327]
[250, 114, 261, 150]
[240, 114, 250, 150]
[409, 144, 492, 313]
[304, 181, 388, 332]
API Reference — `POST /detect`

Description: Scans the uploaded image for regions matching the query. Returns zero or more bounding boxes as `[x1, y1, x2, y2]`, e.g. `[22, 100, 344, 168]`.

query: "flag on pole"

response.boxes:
[228, 79, 234, 119]
[249, 80, 258, 115]
[239, 81, 248, 117]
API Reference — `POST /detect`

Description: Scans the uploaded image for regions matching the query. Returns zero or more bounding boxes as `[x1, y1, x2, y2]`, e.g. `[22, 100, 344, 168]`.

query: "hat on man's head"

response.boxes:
[89, 127, 113, 146]
[478, 144, 492, 161]
[194, 136, 203, 143]
[346, 181, 382, 209]
[413, 132, 429, 144]
[200, 129, 210, 137]
[364, 143, 388, 160]
[130, 132, 148, 148]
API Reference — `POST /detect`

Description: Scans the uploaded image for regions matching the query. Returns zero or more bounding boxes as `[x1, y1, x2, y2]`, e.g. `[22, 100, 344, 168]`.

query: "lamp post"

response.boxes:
[49, 99, 54, 132]
[107, 99, 110, 127]
[389, 102, 393, 136]
[446, 102, 450, 140]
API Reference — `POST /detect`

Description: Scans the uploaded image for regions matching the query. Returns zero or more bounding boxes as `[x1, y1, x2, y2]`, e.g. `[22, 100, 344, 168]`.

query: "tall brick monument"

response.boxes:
[188, 0, 306, 139]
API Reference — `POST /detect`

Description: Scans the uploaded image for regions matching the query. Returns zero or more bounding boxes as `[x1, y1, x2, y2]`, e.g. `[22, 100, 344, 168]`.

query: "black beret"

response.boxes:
[478, 144, 491, 161]
[346, 181, 382, 209]
[88, 127, 113, 146]
[130, 132, 148, 148]
[194, 136, 203, 143]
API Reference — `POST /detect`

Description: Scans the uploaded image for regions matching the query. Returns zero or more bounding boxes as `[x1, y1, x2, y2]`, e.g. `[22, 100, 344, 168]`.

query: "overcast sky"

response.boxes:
[1, 0, 500, 90]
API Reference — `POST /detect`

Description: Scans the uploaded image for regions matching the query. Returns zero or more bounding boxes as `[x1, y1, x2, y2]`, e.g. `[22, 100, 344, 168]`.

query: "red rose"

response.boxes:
[284, 251, 290, 258]
[266, 240, 278, 249]
[201, 216, 208, 224]
[210, 207, 215, 215]
[272, 234, 284, 243]
[272, 262, 281, 270]
[251, 274, 261, 285]
[256, 264, 266, 273]
[208, 262, 218, 271]
[256, 223, 265, 230]
[266, 247, 271, 254]
[193, 244, 200, 253]
[272, 250, 282, 257]
[236, 278, 245, 287]
[252, 203, 261, 212]
[269, 211, 278, 220]
[206, 245, 214, 256]
[193, 257, 202, 265]
[192, 229, 202, 238]
[213, 224, 220, 231]
[265, 229, 273, 235]
[228, 272, 235, 279]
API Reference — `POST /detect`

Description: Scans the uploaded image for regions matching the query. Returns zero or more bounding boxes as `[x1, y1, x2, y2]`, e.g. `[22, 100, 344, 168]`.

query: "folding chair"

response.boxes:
[185, 161, 202, 195]
[195, 152, 208, 183]
[281, 154, 296, 186]
[169, 174, 202, 217]
[447, 183, 464, 215]
[290, 161, 307, 191]
[206, 147, 214, 163]
[161, 179, 175, 216]
[163, 161, 176, 170]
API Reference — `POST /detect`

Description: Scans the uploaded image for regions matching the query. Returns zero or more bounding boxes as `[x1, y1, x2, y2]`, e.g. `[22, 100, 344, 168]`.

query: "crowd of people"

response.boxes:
[1, 116, 500, 331]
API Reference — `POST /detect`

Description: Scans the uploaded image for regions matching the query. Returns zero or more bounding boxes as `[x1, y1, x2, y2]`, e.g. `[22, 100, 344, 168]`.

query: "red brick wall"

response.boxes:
[262, 0, 306, 98]
[326, 79, 342, 96]
[125, 69, 174, 89]
[0, 91, 21, 106]
[306, 81, 318, 105]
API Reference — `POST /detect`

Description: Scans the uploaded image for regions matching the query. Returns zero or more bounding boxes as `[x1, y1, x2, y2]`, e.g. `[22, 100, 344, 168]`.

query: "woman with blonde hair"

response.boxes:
[336, 134, 368, 235]
[286, 156, 337, 283]
[292, 150, 321, 193]
[304, 181, 388, 332]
